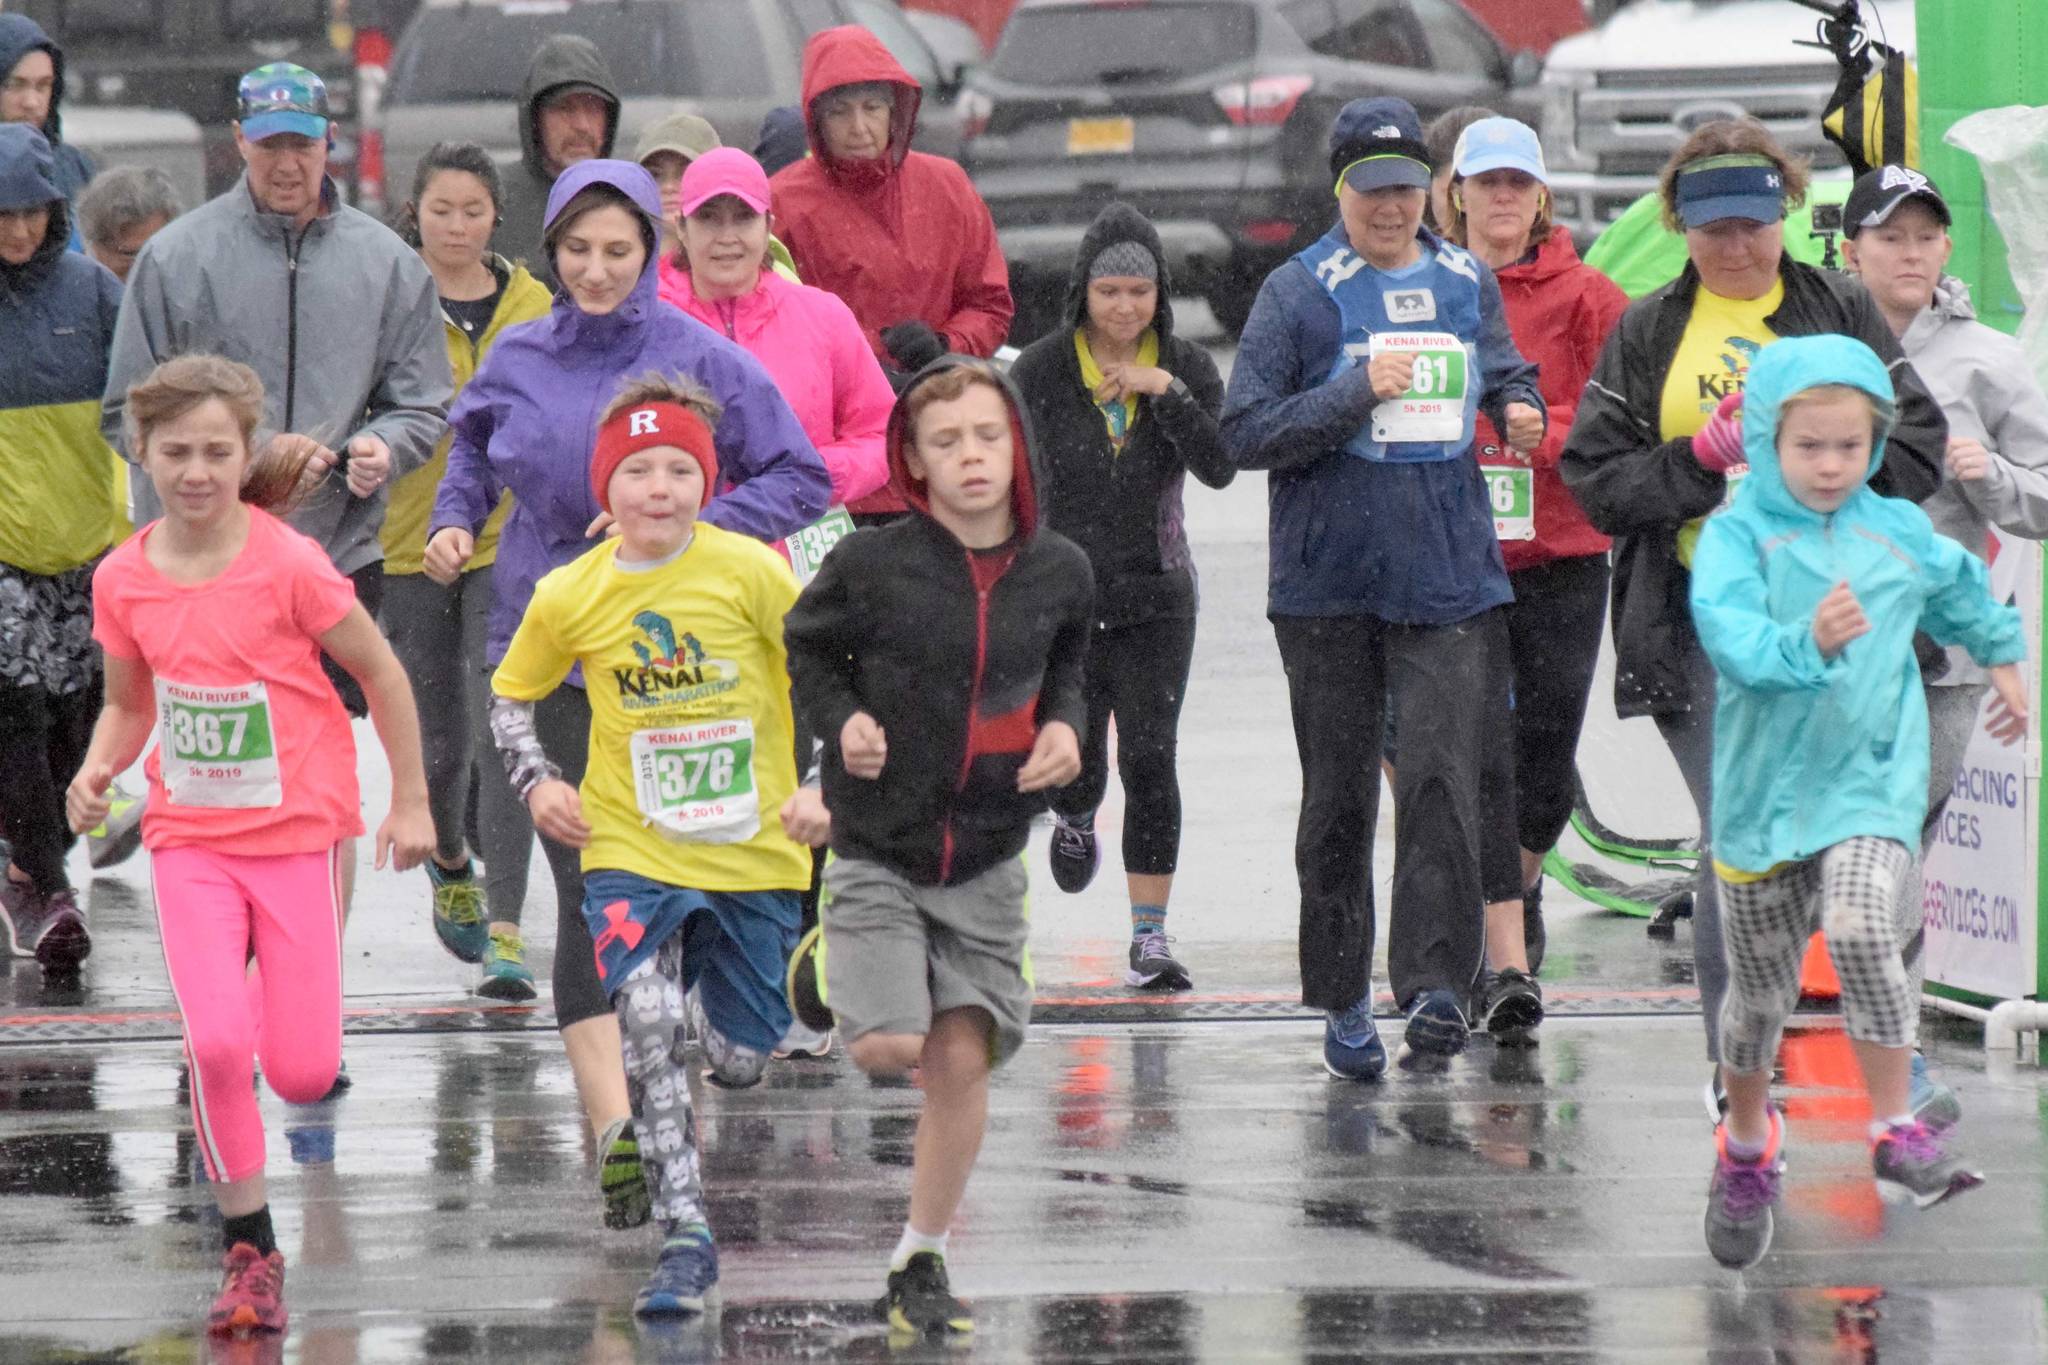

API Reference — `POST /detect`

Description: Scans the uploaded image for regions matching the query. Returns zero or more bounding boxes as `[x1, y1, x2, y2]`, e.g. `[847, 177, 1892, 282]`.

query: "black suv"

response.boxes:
[961, 0, 1541, 340]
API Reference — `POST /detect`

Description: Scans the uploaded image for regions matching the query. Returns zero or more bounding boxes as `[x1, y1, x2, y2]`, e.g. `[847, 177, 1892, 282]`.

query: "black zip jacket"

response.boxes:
[1560, 255, 1945, 718]
[1010, 202, 1233, 629]
[785, 358, 1095, 886]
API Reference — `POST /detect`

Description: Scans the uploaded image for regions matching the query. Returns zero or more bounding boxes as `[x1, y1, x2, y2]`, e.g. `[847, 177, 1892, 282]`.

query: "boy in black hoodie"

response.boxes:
[782, 358, 1093, 1340]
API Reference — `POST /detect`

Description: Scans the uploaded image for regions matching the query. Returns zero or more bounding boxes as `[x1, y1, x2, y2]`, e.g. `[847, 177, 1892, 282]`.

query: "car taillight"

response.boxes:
[1213, 74, 1312, 127]
[960, 87, 994, 140]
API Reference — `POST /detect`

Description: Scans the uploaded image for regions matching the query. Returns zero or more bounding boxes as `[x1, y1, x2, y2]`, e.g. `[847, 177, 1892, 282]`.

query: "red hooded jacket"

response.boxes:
[769, 27, 1013, 368]
[1474, 226, 1628, 571]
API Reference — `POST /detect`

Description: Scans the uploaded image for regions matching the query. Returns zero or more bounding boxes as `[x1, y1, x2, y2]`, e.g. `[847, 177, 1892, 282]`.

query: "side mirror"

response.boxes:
[939, 62, 971, 101]
[1507, 50, 1543, 89]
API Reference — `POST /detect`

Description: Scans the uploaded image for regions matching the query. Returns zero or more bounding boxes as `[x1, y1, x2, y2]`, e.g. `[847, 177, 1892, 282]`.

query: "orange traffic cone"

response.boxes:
[1800, 930, 1841, 999]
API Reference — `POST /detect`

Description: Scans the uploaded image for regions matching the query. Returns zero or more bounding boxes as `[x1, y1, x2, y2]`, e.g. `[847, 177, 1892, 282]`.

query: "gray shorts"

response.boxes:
[821, 854, 1033, 1068]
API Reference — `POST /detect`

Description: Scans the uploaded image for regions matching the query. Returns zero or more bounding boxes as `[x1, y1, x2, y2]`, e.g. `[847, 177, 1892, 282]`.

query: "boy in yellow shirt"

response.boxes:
[489, 375, 809, 1317]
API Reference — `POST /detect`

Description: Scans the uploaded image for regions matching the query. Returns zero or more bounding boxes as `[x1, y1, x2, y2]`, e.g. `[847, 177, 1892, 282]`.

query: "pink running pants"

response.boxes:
[151, 844, 345, 1182]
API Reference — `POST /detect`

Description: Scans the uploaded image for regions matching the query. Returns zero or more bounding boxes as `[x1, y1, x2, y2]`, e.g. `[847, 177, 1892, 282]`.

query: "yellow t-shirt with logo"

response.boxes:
[1662, 279, 1782, 568]
[492, 525, 810, 892]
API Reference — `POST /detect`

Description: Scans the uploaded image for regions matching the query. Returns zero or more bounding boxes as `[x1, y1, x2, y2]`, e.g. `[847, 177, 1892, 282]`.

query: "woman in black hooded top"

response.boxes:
[1009, 201, 1233, 992]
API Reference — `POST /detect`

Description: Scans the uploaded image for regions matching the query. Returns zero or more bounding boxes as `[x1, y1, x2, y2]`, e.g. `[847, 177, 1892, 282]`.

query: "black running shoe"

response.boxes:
[1523, 876, 1547, 976]
[1049, 814, 1099, 893]
[877, 1252, 972, 1339]
[785, 923, 834, 1034]
[1126, 931, 1192, 991]
[1402, 987, 1469, 1059]
[1483, 967, 1544, 1046]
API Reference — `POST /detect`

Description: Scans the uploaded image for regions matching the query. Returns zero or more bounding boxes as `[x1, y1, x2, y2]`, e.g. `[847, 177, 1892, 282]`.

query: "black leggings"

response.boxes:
[0, 679, 99, 895]
[1050, 614, 1197, 877]
[532, 686, 606, 1027]
[1474, 554, 1610, 903]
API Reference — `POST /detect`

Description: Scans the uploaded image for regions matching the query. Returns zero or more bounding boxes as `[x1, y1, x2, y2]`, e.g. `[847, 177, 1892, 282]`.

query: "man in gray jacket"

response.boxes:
[497, 35, 621, 284]
[103, 61, 450, 708]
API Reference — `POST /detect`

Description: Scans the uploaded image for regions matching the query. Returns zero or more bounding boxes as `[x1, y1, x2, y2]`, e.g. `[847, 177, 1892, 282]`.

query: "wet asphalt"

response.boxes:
[4, 314, 2046, 1361]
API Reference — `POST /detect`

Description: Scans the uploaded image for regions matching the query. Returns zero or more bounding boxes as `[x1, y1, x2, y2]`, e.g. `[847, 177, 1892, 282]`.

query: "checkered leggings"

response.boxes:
[1718, 836, 1916, 1075]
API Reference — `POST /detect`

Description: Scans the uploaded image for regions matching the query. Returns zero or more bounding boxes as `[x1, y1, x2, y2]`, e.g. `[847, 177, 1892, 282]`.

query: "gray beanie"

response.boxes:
[1087, 239, 1157, 283]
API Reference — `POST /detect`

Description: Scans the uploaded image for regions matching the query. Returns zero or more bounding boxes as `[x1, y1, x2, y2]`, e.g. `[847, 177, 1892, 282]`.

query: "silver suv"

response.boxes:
[1538, 0, 1917, 243]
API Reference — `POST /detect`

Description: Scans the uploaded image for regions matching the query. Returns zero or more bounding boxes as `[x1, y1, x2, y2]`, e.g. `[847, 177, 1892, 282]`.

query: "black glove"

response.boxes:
[880, 320, 947, 375]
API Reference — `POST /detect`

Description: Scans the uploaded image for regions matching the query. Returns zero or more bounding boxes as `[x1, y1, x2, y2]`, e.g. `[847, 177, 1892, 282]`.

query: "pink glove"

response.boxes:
[1691, 391, 1746, 473]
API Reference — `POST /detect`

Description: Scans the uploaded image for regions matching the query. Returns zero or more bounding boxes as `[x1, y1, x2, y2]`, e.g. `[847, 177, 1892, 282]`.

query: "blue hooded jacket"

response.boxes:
[1690, 335, 2024, 873]
[431, 159, 830, 663]
[0, 16, 93, 221]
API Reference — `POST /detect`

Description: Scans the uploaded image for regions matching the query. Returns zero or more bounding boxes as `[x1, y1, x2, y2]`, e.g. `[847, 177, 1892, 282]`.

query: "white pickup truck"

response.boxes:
[1537, 0, 1916, 244]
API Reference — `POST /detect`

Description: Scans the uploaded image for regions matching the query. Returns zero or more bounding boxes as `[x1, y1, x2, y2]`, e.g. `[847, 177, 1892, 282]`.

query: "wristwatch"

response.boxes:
[1164, 376, 1192, 402]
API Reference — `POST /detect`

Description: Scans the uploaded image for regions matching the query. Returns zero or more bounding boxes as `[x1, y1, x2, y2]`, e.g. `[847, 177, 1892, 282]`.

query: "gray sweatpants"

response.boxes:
[381, 569, 533, 926]
[1652, 642, 1727, 1063]
[1901, 681, 1992, 999]
[1719, 837, 1916, 1074]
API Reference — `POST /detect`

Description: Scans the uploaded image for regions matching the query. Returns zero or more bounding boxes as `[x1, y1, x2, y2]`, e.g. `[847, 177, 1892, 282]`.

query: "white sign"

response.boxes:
[1923, 530, 2041, 1001]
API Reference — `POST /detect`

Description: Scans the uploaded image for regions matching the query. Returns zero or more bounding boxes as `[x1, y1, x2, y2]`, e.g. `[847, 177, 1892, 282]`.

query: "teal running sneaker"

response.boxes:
[429, 861, 488, 963]
[477, 929, 537, 1002]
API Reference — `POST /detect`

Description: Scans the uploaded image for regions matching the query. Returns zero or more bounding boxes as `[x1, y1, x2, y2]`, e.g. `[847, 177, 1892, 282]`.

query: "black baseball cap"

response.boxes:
[1843, 165, 1952, 237]
[1329, 97, 1431, 195]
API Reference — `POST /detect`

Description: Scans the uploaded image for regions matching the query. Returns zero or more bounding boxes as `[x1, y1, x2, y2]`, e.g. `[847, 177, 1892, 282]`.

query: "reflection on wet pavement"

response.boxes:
[3, 1017, 2045, 1362]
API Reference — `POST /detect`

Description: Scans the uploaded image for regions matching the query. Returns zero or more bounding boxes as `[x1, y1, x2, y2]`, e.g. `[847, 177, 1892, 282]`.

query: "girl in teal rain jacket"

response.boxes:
[1688, 333, 2025, 1271]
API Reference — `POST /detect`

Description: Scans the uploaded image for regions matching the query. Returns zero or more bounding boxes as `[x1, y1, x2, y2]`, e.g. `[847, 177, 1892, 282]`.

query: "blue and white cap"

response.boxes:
[1452, 117, 1548, 184]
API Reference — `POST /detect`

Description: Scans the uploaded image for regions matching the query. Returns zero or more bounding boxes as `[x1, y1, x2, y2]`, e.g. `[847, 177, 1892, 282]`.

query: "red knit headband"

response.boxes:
[590, 401, 719, 514]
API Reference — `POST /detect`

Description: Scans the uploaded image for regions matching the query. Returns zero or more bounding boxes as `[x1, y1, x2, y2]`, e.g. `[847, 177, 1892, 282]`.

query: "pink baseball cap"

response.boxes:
[678, 147, 772, 218]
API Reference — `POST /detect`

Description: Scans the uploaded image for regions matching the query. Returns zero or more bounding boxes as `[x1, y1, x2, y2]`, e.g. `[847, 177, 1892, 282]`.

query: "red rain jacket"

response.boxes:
[1475, 226, 1628, 571]
[769, 26, 1012, 368]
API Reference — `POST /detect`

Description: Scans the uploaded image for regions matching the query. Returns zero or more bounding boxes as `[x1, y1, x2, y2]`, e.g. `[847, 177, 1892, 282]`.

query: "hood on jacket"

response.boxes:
[1508, 225, 1590, 283]
[0, 15, 67, 147]
[886, 356, 1041, 541]
[1739, 334, 1898, 522]
[0, 122, 68, 279]
[518, 35, 622, 184]
[799, 27, 920, 181]
[1927, 273, 1976, 323]
[1062, 201, 1176, 344]
[542, 158, 663, 320]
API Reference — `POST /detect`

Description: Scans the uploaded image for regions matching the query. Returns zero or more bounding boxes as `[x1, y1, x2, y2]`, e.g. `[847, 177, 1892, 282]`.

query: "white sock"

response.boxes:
[1870, 1113, 1916, 1141]
[890, 1223, 949, 1271]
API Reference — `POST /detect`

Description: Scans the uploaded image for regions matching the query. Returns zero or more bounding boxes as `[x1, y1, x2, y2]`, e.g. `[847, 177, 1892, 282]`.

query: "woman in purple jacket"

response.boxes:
[425, 158, 827, 1230]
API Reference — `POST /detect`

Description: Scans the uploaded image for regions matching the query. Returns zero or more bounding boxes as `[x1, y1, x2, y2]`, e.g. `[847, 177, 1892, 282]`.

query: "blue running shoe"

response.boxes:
[429, 861, 488, 963]
[1908, 1051, 1961, 1131]
[635, 1227, 719, 1316]
[1403, 988, 1470, 1058]
[1323, 994, 1387, 1081]
[477, 929, 537, 1002]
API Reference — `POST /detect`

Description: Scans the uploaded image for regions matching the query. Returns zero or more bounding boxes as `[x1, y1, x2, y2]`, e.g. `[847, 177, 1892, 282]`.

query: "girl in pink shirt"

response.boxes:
[66, 355, 433, 1339]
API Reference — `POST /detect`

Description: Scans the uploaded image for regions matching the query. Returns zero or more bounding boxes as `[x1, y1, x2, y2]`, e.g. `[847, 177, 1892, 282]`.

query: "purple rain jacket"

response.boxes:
[430, 158, 830, 662]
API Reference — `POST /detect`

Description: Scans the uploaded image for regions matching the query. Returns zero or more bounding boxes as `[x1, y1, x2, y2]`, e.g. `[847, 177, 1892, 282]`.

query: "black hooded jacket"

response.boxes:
[496, 35, 621, 284]
[785, 358, 1095, 887]
[1008, 203, 1232, 629]
[0, 16, 93, 209]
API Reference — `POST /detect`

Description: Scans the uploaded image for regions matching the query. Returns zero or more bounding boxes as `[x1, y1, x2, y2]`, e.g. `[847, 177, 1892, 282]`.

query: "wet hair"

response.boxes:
[1424, 105, 1498, 170]
[401, 141, 503, 247]
[125, 355, 315, 514]
[75, 165, 183, 247]
[600, 370, 724, 430]
[903, 360, 1008, 441]
[1660, 118, 1810, 233]
[543, 182, 655, 265]
[1778, 382, 1887, 431]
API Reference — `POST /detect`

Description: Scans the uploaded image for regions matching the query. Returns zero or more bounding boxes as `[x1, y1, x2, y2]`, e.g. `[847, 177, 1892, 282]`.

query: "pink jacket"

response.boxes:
[658, 259, 892, 507]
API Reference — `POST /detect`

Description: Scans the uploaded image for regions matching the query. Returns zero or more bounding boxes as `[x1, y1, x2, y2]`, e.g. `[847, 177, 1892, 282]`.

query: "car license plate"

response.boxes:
[1067, 116, 1135, 156]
